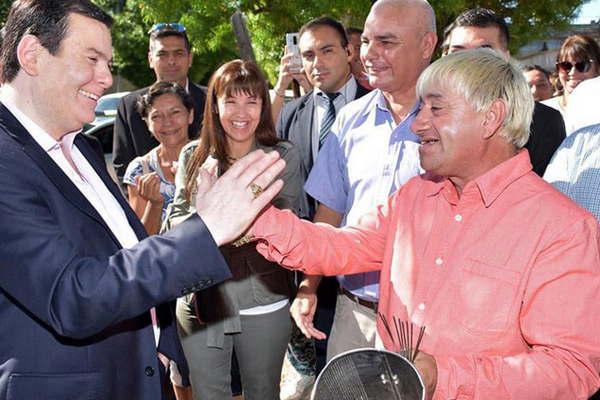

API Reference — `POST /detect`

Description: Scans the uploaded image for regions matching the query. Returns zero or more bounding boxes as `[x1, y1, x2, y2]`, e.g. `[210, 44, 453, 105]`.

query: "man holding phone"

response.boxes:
[275, 16, 370, 399]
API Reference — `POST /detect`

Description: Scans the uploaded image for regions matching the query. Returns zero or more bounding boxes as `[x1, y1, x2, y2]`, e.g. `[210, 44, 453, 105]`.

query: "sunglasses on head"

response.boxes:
[556, 60, 594, 73]
[148, 22, 186, 34]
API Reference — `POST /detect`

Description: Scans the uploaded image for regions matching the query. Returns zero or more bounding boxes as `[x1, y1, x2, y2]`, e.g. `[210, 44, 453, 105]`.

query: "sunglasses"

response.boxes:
[148, 22, 186, 34]
[556, 60, 595, 73]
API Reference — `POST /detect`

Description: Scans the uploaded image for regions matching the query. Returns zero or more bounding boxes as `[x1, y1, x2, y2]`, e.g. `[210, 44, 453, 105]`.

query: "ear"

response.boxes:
[482, 99, 506, 140]
[187, 52, 193, 68]
[345, 43, 354, 63]
[421, 31, 438, 61]
[148, 49, 155, 69]
[17, 34, 43, 76]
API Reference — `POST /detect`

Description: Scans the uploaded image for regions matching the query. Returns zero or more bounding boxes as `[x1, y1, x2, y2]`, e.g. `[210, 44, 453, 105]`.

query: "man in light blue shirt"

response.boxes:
[291, 0, 438, 360]
[544, 123, 600, 221]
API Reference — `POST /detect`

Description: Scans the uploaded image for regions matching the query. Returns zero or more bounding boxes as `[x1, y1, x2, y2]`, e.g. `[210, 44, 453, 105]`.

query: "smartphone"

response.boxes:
[285, 32, 302, 73]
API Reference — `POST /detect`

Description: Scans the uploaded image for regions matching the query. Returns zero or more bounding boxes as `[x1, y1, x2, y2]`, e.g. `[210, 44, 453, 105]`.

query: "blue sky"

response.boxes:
[573, 0, 600, 23]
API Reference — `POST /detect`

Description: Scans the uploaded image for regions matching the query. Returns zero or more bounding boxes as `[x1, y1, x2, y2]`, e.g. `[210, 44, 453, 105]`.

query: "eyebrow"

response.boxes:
[88, 47, 113, 64]
[374, 34, 398, 41]
[319, 44, 335, 51]
[424, 93, 444, 100]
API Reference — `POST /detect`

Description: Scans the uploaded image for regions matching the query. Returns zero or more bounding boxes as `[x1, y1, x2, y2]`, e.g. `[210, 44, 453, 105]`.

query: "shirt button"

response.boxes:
[418, 303, 426, 311]
[435, 257, 443, 266]
[144, 366, 155, 377]
[454, 214, 463, 222]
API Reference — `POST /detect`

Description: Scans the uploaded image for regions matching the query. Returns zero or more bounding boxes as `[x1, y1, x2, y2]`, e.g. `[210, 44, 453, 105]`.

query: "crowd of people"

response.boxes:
[1, 0, 600, 400]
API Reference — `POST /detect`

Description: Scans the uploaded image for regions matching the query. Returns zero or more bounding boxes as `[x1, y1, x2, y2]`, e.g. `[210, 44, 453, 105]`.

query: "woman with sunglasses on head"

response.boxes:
[163, 59, 302, 400]
[542, 34, 600, 120]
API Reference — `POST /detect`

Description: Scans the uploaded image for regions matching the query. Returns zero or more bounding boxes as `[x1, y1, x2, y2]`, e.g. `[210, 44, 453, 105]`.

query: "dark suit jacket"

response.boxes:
[0, 104, 230, 400]
[112, 81, 206, 179]
[276, 83, 370, 218]
[527, 102, 566, 176]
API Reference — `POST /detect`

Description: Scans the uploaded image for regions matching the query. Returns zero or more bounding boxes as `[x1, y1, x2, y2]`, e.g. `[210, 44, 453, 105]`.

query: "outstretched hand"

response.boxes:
[194, 150, 285, 246]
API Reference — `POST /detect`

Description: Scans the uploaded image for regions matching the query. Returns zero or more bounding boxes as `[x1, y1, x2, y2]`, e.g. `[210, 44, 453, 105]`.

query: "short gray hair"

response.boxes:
[416, 49, 533, 148]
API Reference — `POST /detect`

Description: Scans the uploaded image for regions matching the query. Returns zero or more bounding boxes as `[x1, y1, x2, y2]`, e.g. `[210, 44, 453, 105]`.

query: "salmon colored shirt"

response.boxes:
[253, 151, 600, 399]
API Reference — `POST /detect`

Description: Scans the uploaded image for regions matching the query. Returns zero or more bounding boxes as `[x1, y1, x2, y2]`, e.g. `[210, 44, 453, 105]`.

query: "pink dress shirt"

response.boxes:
[253, 151, 600, 399]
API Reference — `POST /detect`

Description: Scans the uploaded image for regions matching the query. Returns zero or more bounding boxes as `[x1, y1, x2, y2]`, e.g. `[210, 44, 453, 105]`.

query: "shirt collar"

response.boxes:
[1, 87, 82, 152]
[426, 150, 533, 207]
[313, 75, 357, 104]
[367, 89, 420, 123]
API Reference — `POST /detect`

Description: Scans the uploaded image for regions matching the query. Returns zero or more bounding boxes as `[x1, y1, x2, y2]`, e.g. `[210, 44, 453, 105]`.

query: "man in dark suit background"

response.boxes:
[276, 17, 370, 220]
[445, 7, 566, 176]
[0, 1, 283, 399]
[112, 22, 206, 180]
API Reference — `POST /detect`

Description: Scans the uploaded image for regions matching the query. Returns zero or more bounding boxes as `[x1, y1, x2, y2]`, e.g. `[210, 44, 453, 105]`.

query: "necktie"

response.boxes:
[319, 92, 340, 149]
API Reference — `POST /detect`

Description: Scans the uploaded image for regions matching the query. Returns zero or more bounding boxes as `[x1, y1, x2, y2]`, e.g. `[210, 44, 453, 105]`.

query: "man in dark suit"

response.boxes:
[112, 22, 206, 180]
[276, 17, 370, 220]
[0, 2, 283, 399]
[445, 7, 566, 176]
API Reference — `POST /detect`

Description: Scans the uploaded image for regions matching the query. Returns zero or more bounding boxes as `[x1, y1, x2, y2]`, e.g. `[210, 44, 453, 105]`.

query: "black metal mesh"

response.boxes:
[311, 348, 425, 400]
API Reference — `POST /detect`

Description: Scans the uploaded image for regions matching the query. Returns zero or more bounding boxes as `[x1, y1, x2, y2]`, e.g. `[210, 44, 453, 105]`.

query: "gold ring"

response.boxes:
[249, 183, 263, 199]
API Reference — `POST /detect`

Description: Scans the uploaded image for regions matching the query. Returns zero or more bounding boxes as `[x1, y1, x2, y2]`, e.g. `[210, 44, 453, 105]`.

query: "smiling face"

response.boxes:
[34, 13, 113, 138]
[217, 91, 262, 151]
[145, 93, 193, 148]
[557, 56, 598, 95]
[360, 3, 436, 96]
[411, 82, 489, 187]
[299, 25, 352, 93]
[148, 35, 192, 87]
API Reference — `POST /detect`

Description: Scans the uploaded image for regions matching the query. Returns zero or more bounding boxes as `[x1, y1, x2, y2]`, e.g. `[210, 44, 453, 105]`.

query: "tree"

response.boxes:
[431, 0, 592, 54]
[112, 0, 590, 88]
[2, 0, 590, 88]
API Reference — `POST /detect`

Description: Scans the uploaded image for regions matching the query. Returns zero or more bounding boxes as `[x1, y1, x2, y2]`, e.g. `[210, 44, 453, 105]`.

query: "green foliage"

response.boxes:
[430, 0, 591, 54]
[109, 0, 371, 86]
[3, 0, 583, 89]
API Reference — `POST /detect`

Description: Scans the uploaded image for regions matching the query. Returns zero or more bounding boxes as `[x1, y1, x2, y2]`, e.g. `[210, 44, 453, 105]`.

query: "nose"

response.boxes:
[361, 40, 376, 64]
[97, 61, 113, 91]
[410, 105, 430, 135]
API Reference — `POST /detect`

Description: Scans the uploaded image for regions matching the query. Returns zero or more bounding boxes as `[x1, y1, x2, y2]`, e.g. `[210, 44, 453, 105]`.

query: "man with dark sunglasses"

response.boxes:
[445, 8, 566, 177]
[112, 22, 206, 181]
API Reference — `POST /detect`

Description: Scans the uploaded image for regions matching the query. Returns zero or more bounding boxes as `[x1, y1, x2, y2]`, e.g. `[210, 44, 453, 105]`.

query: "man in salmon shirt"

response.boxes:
[249, 49, 600, 399]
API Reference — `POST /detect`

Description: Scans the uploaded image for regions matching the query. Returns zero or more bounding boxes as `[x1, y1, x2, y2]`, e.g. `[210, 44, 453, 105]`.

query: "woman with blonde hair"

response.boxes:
[163, 59, 302, 400]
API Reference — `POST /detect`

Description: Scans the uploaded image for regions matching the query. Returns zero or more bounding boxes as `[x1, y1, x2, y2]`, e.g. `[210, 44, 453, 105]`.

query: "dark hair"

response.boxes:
[345, 27, 363, 37]
[1, 0, 112, 83]
[453, 8, 509, 50]
[136, 81, 194, 119]
[184, 59, 279, 199]
[556, 34, 600, 69]
[440, 21, 455, 55]
[523, 64, 550, 79]
[299, 16, 349, 48]
[149, 29, 191, 53]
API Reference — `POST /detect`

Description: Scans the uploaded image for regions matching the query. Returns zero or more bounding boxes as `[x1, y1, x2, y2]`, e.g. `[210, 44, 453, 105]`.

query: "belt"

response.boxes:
[339, 287, 378, 311]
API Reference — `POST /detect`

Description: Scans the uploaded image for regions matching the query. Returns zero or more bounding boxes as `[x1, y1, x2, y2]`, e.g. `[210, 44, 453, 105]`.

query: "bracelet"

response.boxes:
[231, 234, 255, 247]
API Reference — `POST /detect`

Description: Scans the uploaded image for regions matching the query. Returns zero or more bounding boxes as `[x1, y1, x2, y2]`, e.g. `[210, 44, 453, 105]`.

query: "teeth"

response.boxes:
[79, 89, 99, 101]
[421, 139, 438, 145]
[232, 121, 247, 128]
